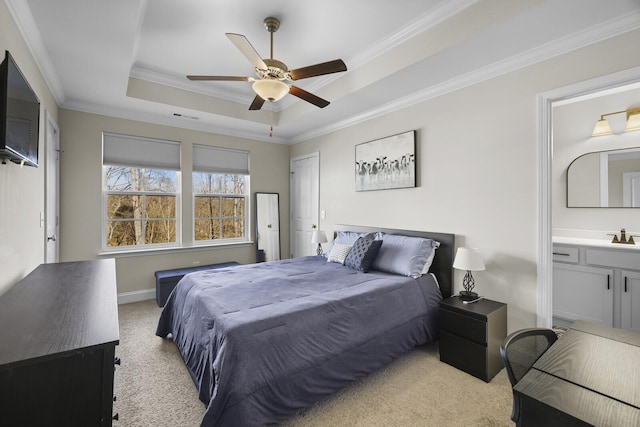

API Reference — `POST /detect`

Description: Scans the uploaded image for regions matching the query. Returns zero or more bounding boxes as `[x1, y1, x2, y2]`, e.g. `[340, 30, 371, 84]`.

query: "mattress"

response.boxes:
[156, 255, 442, 426]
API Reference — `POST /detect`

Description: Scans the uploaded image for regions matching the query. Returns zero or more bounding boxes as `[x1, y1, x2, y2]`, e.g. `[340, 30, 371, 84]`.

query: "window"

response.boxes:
[192, 145, 249, 243]
[102, 133, 180, 250]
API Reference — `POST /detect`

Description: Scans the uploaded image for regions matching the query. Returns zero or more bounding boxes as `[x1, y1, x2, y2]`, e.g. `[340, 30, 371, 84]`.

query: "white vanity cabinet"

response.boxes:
[621, 270, 640, 332]
[553, 241, 640, 330]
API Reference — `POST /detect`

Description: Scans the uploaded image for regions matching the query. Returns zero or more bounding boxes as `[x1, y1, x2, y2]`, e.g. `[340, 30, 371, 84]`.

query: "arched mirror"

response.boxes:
[567, 147, 640, 207]
[256, 192, 280, 262]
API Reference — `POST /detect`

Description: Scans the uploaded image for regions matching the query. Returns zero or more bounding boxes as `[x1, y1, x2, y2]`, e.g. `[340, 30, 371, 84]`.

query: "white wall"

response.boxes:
[58, 109, 290, 297]
[554, 87, 640, 237]
[291, 29, 640, 332]
[0, 1, 59, 295]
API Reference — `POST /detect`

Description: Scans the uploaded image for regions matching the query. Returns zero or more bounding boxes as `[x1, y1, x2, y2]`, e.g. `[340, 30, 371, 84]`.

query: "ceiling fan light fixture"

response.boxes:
[252, 79, 289, 102]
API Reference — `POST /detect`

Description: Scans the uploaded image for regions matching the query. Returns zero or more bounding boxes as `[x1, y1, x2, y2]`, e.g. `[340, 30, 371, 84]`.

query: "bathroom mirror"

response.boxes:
[567, 147, 640, 207]
[255, 192, 280, 262]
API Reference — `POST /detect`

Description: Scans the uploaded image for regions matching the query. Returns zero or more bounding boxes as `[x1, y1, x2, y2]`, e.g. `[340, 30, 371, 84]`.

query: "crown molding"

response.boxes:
[277, 0, 480, 109]
[292, 10, 640, 143]
[5, 0, 65, 105]
[61, 98, 288, 144]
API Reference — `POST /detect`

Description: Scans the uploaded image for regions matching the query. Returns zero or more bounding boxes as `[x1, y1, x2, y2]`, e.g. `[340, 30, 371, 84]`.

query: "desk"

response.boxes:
[514, 320, 640, 426]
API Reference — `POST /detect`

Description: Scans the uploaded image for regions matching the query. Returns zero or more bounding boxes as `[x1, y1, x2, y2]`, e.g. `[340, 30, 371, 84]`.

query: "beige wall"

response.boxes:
[554, 87, 640, 234]
[291, 29, 640, 332]
[0, 1, 59, 295]
[58, 109, 290, 295]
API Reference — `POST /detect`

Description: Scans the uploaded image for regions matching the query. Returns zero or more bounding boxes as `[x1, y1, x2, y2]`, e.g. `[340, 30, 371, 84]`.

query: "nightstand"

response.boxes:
[438, 296, 507, 382]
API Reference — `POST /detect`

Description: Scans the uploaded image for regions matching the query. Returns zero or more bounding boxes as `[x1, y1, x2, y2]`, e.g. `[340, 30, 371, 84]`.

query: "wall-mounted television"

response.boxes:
[0, 51, 40, 167]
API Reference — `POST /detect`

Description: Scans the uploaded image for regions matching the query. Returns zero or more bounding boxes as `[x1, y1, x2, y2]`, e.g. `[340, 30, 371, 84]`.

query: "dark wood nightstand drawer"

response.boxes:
[439, 330, 488, 380]
[438, 297, 507, 382]
[439, 309, 487, 345]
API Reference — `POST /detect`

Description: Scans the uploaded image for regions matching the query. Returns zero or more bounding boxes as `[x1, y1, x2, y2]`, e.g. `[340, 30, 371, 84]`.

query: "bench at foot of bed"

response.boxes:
[155, 262, 240, 307]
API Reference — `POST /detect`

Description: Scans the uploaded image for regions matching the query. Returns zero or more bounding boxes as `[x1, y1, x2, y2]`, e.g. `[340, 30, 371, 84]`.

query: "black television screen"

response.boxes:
[0, 51, 40, 167]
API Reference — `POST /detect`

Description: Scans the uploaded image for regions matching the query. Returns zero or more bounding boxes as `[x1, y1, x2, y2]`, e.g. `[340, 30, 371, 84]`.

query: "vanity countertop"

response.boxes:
[553, 236, 640, 251]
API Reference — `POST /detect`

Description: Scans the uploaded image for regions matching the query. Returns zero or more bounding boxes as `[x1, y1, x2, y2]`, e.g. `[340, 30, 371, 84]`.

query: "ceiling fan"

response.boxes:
[187, 17, 347, 111]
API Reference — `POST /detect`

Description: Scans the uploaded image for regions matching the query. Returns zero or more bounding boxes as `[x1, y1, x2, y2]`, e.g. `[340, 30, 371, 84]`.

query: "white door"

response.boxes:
[45, 111, 60, 263]
[622, 172, 640, 207]
[290, 153, 319, 258]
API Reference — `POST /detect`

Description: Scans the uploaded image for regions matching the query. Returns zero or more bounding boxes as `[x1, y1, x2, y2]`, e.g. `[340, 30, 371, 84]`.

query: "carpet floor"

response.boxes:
[114, 300, 513, 426]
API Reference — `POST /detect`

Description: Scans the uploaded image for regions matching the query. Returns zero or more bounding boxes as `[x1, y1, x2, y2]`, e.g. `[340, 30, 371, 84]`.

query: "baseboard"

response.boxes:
[118, 288, 155, 305]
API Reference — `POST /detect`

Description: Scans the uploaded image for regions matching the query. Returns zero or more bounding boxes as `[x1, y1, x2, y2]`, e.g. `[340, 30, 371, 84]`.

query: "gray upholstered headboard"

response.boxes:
[333, 225, 455, 299]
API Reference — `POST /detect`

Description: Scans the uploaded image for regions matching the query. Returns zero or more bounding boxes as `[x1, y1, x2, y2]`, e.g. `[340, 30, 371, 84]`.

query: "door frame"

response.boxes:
[537, 65, 640, 327]
[44, 109, 60, 263]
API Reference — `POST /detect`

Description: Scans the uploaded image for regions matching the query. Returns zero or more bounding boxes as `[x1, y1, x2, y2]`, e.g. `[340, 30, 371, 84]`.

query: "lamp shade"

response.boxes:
[592, 118, 613, 137]
[311, 230, 327, 244]
[625, 112, 640, 132]
[453, 247, 485, 271]
[252, 79, 289, 102]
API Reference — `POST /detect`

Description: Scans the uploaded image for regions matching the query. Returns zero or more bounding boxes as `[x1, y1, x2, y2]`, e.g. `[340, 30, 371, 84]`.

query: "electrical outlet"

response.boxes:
[321, 210, 326, 219]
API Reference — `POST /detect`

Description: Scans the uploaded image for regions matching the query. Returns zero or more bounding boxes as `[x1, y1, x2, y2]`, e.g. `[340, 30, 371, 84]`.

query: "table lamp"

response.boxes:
[311, 230, 328, 256]
[453, 247, 485, 300]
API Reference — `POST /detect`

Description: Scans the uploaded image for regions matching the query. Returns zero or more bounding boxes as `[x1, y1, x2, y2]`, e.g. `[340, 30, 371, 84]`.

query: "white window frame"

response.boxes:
[192, 144, 250, 246]
[101, 133, 182, 253]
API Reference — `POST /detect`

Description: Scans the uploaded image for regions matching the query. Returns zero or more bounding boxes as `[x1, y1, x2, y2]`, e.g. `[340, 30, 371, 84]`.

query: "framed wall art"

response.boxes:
[355, 130, 415, 191]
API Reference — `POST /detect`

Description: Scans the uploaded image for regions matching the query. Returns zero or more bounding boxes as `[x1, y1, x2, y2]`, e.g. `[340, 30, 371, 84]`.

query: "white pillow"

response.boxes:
[323, 231, 375, 257]
[327, 243, 353, 264]
[372, 234, 439, 278]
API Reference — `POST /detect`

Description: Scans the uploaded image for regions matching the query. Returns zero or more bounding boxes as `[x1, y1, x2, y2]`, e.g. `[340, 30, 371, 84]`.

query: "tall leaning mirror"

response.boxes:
[256, 192, 280, 262]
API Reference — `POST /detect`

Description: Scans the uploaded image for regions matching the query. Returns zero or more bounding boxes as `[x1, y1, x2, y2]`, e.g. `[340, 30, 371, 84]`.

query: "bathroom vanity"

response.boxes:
[553, 236, 640, 331]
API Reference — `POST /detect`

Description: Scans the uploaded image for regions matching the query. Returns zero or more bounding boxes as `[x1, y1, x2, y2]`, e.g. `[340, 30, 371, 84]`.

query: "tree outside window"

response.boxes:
[104, 166, 178, 247]
[193, 173, 247, 241]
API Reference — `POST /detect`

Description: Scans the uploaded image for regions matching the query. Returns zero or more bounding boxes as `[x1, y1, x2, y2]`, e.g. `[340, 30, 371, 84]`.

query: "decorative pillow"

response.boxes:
[372, 234, 440, 278]
[326, 243, 353, 264]
[323, 231, 375, 258]
[344, 237, 383, 272]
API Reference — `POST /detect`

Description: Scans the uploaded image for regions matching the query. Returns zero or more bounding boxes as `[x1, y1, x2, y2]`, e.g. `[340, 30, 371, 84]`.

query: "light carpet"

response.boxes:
[114, 300, 512, 426]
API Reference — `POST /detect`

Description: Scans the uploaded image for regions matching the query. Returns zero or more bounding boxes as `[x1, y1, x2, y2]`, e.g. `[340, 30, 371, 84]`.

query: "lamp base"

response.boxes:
[459, 290, 479, 301]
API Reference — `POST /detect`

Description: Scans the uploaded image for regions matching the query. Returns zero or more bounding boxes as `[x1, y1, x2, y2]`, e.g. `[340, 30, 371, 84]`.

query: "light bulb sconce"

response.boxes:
[592, 106, 640, 137]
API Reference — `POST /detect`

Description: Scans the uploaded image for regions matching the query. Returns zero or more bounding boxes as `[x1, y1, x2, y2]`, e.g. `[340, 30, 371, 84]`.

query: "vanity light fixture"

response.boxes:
[592, 106, 640, 137]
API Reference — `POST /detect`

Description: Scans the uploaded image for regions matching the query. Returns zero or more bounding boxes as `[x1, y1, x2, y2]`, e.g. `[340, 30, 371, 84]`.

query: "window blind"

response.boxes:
[103, 133, 181, 171]
[193, 144, 249, 175]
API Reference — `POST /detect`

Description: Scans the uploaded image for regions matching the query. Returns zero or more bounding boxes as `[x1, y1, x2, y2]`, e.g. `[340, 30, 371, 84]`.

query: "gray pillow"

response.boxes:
[372, 234, 439, 278]
[344, 237, 383, 272]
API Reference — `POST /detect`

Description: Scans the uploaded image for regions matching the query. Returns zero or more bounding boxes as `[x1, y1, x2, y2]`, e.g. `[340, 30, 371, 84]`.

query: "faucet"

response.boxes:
[608, 228, 636, 244]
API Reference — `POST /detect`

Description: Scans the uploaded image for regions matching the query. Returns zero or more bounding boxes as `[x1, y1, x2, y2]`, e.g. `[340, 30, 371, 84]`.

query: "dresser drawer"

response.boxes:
[553, 246, 579, 263]
[439, 308, 487, 345]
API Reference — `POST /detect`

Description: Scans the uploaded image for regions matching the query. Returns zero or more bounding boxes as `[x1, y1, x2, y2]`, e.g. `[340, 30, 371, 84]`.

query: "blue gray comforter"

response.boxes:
[156, 256, 442, 426]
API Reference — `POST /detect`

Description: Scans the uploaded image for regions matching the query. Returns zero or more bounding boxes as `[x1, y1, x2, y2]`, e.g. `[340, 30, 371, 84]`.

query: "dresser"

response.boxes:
[0, 259, 120, 426]
[439, 297, 507, 382]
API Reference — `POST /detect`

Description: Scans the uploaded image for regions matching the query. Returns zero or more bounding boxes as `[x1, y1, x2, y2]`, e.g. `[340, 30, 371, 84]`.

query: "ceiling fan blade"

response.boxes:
[187, 75, 249, 81]
[289, 86, 330, 108]
[226, 33, 268, 70]
[249, 95, 265, 110]
[289, 59, 347, 81]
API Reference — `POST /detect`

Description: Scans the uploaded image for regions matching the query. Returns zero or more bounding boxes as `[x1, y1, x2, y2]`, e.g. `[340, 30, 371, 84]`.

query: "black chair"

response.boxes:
[500, 328, 558, 424]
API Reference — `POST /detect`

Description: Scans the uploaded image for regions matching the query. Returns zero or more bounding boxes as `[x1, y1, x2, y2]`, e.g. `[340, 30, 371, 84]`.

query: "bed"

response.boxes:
[156, 225, 455, 426]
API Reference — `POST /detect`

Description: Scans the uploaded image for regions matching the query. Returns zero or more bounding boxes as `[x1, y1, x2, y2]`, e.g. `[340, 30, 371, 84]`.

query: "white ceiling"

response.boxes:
[7, 0, 640, 143]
